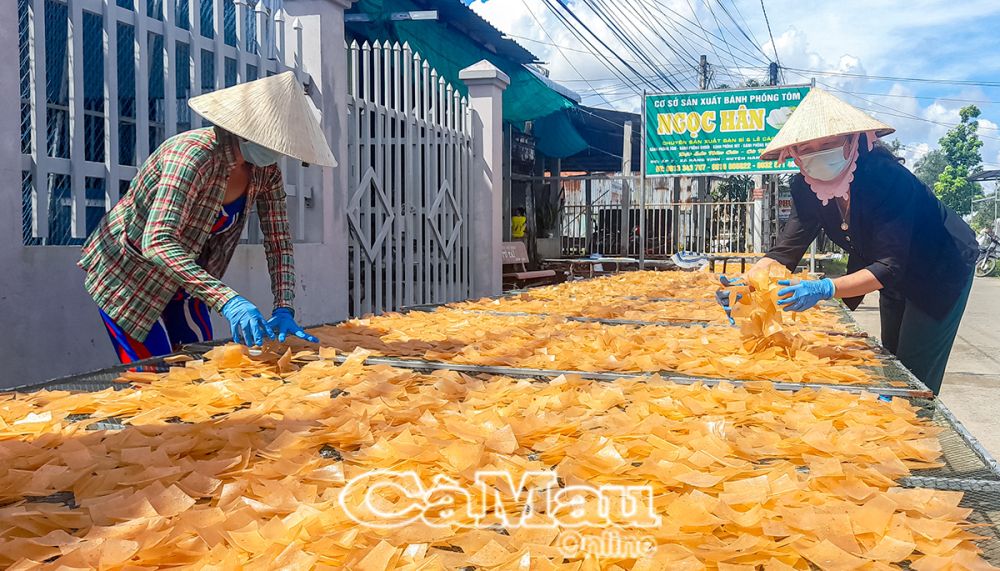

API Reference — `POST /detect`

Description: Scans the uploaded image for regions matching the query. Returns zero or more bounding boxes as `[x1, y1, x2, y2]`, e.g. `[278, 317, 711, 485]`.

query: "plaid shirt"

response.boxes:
[79, 127, 295, 341]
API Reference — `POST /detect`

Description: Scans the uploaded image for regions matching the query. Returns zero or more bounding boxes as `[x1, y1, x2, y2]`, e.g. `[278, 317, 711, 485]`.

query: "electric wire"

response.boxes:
[759, 0, 782, 82]
[701, 0, 749, 84]
[588, 0, 696, 91]
[580, 0, 681, 90]
[537, 0, 646, 95]
[784, 67, 1000, 88]
[552, 0, 662, 91]
[717, 0, 769, 61]
[518, 0, 615, 107]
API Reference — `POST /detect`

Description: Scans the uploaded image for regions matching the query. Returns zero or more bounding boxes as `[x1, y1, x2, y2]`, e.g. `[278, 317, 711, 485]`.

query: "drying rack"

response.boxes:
[7, 280, 1000, 566]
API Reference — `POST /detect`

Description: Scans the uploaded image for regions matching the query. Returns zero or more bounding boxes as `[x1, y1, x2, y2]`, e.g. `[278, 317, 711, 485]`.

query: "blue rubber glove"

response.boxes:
[776, 278, 836, 312]
[714, 275, 745, 325]
[221, 296, 274, 347]
[267, 308, 319, 343]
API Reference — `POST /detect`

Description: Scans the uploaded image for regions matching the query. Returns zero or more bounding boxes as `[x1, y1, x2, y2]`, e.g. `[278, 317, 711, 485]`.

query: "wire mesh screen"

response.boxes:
[904, 399, 1000, 482]
[11, 354, 995, 485]
[905, 487, 1000, 566]
[392, 304, 932, 396]
[7, 347, 1000, 566]
[10, 354, 185, 393]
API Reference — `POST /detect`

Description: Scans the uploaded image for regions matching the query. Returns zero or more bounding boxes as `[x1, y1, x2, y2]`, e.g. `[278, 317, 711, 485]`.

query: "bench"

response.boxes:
[502, 241, 560, 288]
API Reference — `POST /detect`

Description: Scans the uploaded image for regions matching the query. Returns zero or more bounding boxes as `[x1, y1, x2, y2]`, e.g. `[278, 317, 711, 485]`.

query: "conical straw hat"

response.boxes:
[760, 88, 894, 160]
[189, 71, 337, 167]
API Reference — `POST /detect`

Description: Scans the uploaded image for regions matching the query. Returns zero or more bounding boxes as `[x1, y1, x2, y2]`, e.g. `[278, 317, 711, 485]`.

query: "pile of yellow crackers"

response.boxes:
[0, 346, 994, 569]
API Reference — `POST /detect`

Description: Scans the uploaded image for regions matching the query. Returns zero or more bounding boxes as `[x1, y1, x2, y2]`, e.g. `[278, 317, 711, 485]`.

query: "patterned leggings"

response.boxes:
[100, 290, 213, 364]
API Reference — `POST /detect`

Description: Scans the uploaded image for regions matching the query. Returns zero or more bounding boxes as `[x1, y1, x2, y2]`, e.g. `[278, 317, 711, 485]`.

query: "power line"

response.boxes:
[759, 0, 781, 81]
[640, 0, 730, 78]
[819, 89, 1000, 106]
[624, 0, 704, 85]
[518, 0, 614, 107]
[501, 32, 700, 87]
[717, 0, 768, 61]
[784, 67, 1000, 88]
[597, 0, 701, 90]
[537, 0, 645, 95]
[577, 105, 636, 129]
[645, 0, 771, 69]
[581, 0, 682, 90]
[700, 0, 747, 85]
[580, 92, 641, 107]
[802, 79, 1000, 142]
[588, 145, 624, 160]
[552, 0, 662, 91]
[678, 0, 728, 87]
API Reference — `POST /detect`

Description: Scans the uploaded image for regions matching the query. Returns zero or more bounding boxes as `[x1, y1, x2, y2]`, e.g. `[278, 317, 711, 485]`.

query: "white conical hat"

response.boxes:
[189, 71, 337, 167]
[760, 88, 895, 160]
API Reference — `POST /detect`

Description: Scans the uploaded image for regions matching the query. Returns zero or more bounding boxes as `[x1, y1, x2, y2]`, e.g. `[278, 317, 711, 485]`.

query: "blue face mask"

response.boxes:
[238, 139, 282, 167]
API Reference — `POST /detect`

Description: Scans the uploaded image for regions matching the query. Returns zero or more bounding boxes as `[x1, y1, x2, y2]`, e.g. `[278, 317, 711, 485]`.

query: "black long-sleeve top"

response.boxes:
[766, 150, 978, 320]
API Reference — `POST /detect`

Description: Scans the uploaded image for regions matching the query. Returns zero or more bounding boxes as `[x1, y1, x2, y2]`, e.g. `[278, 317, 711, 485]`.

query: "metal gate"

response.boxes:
[558, 174, 758, 258]
[559, 175, 640, 257]
[17, 0, 315, 247]
[346, 41, 473, 316]
[643, 201, 757, 256]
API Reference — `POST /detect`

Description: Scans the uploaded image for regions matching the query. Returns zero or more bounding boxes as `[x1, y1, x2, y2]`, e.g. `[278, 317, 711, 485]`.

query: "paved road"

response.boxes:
[850, 277, 1000, 458]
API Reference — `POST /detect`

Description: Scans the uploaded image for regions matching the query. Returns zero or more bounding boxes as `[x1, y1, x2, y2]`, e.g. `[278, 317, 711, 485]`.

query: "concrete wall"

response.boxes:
[0, 0, 353, 388]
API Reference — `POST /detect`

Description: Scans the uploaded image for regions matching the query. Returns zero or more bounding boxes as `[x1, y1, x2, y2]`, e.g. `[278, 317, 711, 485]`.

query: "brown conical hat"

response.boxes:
[760, 88, 894, 160]
[189, 71, 337, 167]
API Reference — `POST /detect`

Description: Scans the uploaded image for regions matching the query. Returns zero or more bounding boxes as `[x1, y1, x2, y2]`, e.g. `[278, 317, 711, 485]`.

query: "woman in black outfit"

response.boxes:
[718, 89, 978, 394]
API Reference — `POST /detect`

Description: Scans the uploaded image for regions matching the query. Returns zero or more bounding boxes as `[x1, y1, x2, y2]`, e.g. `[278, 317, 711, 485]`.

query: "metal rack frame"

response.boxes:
[396, 303, 934, 398]
[10, 350, 998, 483]
[7, 267, 1000, 565]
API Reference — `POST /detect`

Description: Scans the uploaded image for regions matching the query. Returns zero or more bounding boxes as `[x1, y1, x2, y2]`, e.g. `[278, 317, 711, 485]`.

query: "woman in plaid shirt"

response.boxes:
[79, 72, 337, 363]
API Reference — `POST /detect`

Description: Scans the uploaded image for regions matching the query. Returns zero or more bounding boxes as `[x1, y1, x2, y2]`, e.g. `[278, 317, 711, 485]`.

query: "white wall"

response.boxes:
[0, 0, 353, 388]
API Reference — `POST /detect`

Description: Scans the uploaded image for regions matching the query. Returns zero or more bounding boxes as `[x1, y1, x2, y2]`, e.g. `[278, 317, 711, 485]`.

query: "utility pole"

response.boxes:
[639, 91, 647, 268]
[697, 55, 710, 251]
[757, 60, 779, 255]
[620, 121, 633, 256]
[699, 55, 709, 90]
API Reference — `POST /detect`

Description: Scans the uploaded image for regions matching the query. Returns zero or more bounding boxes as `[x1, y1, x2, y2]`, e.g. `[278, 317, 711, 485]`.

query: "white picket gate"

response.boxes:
[346, 41, 473, 316]
[18, 0, 315, 246]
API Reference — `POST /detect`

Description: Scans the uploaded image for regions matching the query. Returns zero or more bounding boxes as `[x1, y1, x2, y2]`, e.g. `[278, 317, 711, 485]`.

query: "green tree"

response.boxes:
[712, 175, 753, 202]
[884, 138, 904, 156]
[933, 105, 984, 215]
[914, 149, 947, 190]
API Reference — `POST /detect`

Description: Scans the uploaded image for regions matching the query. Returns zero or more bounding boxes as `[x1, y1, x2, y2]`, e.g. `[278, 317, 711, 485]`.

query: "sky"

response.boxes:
[465, 0, 1000, 176]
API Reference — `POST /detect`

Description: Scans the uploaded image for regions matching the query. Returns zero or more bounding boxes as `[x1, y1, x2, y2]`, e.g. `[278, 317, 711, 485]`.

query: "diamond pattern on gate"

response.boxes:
[347, 167, 395, 262]
[427, 179, 463, 259]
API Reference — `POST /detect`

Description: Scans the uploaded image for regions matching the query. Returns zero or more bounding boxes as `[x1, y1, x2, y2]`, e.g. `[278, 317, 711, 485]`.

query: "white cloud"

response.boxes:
[469, 0, 1000, 168]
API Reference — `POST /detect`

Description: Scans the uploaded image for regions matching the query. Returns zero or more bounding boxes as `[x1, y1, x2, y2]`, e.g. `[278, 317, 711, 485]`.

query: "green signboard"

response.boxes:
[644, 85, 810, 176]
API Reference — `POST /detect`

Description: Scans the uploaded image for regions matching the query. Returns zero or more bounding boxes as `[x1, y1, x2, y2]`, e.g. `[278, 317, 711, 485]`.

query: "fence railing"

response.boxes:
[18, 0, 314, 246]
[555, 174, 758, 258]
[346, 40, 473, 316]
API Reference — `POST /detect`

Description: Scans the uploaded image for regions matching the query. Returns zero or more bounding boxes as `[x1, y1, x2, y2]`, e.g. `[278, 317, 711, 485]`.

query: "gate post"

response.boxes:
[0, 0, 19, 249]
[282, 0, 353, 320]
[461, 60, 509, 298]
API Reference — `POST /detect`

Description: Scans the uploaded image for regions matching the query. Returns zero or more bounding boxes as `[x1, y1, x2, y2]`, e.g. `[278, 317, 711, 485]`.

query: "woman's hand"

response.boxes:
[221, 296, 275, 346]
[776, 278, 836, 312]
[715, 275, 746, 325]
[267, 308, 319, 343]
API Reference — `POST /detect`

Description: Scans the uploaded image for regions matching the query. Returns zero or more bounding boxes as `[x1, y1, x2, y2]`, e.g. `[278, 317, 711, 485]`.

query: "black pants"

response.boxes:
[879, 277, 973, 394]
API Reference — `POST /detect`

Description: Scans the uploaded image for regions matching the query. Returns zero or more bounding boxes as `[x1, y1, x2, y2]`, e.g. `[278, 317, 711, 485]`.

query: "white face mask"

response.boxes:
[798, 146, 851, 181]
